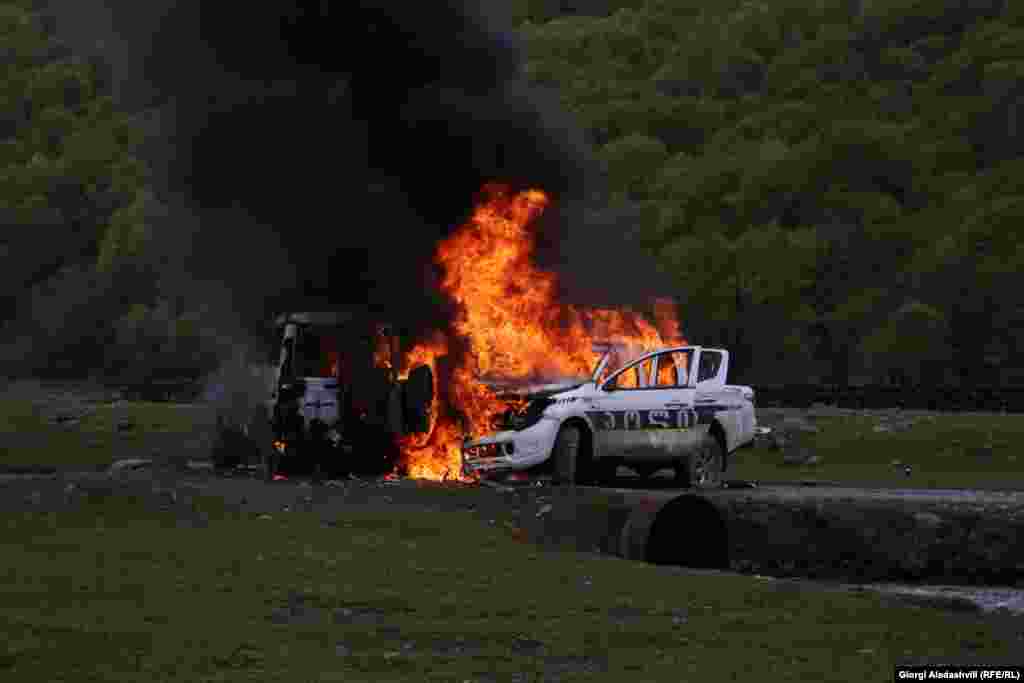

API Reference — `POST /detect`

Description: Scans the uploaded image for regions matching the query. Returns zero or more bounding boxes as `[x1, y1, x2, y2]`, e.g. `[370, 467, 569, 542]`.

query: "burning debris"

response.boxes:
[397, 184, 685, 481]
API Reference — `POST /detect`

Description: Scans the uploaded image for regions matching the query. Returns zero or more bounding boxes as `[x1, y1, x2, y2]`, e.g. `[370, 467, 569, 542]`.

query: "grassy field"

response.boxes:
[731, 411, 1024, 490]
[0, 394, 213, 470]
[1, 492, 1020, 682]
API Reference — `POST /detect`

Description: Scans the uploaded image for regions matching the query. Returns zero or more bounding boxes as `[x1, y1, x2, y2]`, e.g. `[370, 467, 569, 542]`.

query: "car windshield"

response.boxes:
[295, 326, 341, 378]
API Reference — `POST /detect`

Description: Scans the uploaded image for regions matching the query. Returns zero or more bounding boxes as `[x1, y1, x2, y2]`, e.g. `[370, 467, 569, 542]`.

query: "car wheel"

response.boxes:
[675, 437, 724, 489]
[552, 424, 581, 485]
[212, 417, 259, 471]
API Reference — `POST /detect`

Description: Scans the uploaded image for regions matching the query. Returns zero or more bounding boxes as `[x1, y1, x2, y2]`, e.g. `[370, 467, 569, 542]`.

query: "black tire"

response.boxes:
[214, 407, 272, 471]
[674, 436, 724, 490]
[349, 423, 400, 476]
[552, 424, 581, 485]
[212, 423, 252, 471]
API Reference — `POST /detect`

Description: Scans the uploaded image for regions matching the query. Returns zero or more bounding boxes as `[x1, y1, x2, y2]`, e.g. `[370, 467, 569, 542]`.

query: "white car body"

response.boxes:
[461, 345, 757, 481]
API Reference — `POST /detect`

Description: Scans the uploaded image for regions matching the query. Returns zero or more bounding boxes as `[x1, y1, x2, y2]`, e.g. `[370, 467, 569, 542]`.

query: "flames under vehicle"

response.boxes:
[212, 310, 434, 478]
[462, 344, 758, 488]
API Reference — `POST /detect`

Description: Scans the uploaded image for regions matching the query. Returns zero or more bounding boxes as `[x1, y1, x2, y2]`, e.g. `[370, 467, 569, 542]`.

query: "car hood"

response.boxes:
[523, 382, 587, 400]
[482, 378, 589, 400]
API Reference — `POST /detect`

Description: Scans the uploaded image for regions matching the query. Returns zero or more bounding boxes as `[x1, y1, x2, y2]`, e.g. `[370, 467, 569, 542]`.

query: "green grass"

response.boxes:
[1, 493, 1018, 682]
[0, 397, 213, 469]
[732, 412, 1024, 489]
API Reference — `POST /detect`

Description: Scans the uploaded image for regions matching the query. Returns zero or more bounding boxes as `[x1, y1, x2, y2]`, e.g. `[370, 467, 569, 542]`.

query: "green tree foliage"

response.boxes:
[1, 3, 147, 319]
[860, 301, 954, 386]
[519, 0, 1024, 385]
[102, 301, 228, 384]
[0, 2, 220, 382]
[599, 132, 668, 199]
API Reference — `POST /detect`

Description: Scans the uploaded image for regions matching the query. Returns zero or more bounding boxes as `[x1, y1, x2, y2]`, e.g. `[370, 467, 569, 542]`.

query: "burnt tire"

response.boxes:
[674, 436, 724, 490]
[552, 424, 581, 485]
[212, 417, 260, 471]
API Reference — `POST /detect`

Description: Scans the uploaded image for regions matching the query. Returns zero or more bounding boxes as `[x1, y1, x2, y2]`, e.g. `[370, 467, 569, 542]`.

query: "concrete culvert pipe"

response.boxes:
[534, 485, 1022, 585]
[616, 494, 729, 570]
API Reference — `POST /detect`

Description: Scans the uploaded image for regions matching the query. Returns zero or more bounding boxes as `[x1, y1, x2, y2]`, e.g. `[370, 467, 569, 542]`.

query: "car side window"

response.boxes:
[607, 357, 658, 390]
[609, 366, 639, 389]
[636, 358, 653, 387]
[654, 353, 678, 387]
[654, 350, 691, 387]
[698, 351, 723, 383]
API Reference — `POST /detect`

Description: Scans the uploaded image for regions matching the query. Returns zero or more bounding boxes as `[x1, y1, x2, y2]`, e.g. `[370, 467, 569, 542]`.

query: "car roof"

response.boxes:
[629, 345, 702, 363]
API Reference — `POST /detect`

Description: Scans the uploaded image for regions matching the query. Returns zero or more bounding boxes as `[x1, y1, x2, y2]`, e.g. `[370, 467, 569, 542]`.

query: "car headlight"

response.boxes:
[511, 398, 554, 431]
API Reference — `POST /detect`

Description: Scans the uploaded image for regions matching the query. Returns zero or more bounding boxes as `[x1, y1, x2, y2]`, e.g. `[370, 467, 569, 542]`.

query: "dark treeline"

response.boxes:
[515, 0, 1023, 389]
[2, 0, 1022, 392]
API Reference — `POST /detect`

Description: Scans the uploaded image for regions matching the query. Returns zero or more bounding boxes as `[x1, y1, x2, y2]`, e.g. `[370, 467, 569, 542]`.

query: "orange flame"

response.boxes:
[399, 183, 684, 481]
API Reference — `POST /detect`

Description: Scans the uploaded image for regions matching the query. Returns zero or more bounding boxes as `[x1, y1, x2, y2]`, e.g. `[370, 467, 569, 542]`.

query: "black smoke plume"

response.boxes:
[48, 0, 602, 340]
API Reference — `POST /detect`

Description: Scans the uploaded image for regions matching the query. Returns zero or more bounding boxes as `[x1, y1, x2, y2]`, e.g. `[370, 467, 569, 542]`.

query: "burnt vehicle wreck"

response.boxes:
[212, 311, 433, 479]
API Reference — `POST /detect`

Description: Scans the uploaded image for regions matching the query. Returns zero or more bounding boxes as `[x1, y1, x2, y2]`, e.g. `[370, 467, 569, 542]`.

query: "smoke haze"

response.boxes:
[48, 0, 677, 341]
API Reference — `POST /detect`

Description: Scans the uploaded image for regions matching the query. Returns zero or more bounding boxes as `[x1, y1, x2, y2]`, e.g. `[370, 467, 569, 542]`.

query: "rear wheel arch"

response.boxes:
[708, 419, 729, 472]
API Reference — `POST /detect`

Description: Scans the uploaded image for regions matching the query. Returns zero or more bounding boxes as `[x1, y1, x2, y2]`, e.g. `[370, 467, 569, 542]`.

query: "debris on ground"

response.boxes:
[764, 415, 820, 465]
[108, 458, 153, 475]
[722, 480, 758, 489]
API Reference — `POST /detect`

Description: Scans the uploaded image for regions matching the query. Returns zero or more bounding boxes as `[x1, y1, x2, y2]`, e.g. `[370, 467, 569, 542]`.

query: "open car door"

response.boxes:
[398, 364, 434, 434]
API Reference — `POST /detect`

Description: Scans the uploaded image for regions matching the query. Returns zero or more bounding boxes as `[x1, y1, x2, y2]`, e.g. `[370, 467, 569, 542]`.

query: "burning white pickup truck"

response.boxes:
[461, 344, 757, 488]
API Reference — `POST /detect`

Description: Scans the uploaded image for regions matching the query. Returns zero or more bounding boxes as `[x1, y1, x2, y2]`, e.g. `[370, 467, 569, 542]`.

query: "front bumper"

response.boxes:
[460, 419, 558, 477]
